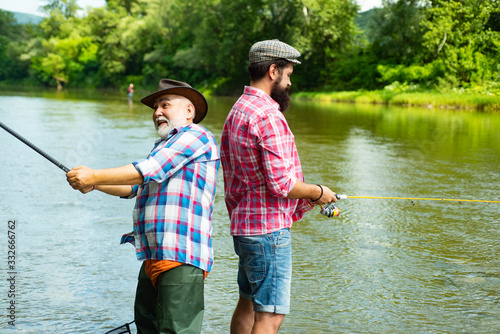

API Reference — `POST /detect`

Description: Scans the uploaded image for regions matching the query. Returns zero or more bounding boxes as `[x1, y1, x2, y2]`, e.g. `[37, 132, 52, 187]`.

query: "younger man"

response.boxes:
[221, 40, 337, 333]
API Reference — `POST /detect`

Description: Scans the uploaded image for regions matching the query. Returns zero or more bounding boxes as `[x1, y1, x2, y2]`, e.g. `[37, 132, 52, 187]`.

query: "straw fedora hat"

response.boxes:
[141, 79, 208, 124]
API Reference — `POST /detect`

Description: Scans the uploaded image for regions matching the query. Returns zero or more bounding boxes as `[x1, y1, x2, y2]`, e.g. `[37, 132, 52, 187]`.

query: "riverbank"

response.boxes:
[3, 83, 500, 112]
[294, 88, 500, 112]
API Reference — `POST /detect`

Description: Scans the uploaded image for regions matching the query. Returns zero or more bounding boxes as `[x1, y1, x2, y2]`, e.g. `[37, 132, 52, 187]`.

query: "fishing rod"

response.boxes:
[1, 121, 133, 333]
[321, 194, 500, 217]
[0, 121, 70, 173]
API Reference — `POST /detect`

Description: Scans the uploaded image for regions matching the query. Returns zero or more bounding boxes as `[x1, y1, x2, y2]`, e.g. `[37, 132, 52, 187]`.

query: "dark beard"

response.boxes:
[270, 81, 291, 113]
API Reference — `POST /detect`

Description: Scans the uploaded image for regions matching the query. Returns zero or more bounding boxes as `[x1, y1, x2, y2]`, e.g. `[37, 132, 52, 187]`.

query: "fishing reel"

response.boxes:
[319, 194, 346, 217]
[320, 202, 340, 217]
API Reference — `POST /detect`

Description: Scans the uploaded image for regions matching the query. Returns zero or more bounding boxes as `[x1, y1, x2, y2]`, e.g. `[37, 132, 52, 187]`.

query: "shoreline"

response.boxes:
[293, 90, 500, 112]
[2, 84, 500, 112]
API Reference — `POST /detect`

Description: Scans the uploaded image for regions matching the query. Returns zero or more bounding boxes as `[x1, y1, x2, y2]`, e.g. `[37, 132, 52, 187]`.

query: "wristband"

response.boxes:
[312, 184, 323, 202]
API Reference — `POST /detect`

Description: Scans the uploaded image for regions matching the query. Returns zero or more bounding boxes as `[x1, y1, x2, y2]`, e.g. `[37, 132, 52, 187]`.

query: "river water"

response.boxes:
[0, 88, 499, 333]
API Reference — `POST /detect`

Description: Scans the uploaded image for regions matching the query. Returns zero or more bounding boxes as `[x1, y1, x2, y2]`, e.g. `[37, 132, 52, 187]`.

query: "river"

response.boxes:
[0, 88, 499, 333]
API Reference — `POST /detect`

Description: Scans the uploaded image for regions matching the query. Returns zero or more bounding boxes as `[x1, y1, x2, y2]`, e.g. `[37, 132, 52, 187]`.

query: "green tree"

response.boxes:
[182, 0, 304, 92]
[421, 0, 500, 88]
[367, 0, 425, 65]
[136, 0, 307, 93]
[41, 0, 80, 18]
[92, 0, 152, 86]
[0, 10, 30, 82]
[294, 0, 359, 89]
[3, 0, 499, 94]
[31, 32, 99, 88]
[147, 0, 359, 92]
[28, 1, 101, 87]
[106, 0, 145, 15]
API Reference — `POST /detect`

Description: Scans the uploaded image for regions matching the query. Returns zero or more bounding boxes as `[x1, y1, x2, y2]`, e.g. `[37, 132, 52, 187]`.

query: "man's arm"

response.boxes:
[77, 184, 134, 197]
[67, 164, 144, 196]
[287, 179, 337, 205]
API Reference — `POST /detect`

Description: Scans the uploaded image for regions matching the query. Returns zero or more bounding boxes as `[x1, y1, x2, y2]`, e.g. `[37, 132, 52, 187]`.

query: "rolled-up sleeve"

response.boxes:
[121, 184, 139, 199]
[133, 131, 210, 184]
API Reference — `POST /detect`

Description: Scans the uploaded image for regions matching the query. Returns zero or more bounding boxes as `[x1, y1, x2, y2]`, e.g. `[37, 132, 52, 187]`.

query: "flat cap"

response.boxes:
[249, 39, 301, 65]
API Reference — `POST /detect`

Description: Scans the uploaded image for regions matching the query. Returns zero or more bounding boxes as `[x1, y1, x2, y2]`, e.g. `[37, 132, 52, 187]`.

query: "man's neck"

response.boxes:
[250, 80, 272, 96]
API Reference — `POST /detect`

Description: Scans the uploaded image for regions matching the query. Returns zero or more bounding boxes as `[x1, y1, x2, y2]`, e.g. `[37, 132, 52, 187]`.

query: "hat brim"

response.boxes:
[249, 57, 301, 65]
[140, 87, 208, 124]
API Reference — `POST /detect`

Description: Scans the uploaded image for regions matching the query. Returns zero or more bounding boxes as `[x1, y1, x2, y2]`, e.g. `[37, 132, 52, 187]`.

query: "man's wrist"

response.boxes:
[311, 184, 323, 202]
[92, 168, 101, 186]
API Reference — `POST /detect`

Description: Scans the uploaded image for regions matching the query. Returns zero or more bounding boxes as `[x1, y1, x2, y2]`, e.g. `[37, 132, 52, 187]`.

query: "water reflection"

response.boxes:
[0, 89, 499, 333]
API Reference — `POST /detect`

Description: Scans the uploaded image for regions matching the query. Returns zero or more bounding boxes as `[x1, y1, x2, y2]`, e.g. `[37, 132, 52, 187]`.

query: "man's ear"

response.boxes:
[186, 103, 195, 121]
[268, 64, 279, 82]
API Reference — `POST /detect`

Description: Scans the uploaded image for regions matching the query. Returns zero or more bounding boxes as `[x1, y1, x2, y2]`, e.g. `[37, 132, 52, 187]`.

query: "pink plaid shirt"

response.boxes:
[221, 86, 312, 236]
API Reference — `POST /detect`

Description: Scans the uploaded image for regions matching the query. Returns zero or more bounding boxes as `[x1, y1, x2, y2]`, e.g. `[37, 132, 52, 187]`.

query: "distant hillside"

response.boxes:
[12, 11, 44, 25]
[356, 9, 374, 34]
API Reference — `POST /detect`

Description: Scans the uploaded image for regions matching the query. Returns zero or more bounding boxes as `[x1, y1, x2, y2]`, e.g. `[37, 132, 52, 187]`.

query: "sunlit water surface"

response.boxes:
[0, 89, 499, 333]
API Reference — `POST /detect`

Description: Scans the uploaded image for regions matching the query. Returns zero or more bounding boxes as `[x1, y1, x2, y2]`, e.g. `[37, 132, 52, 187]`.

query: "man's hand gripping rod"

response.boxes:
[320, 194, 347, 217]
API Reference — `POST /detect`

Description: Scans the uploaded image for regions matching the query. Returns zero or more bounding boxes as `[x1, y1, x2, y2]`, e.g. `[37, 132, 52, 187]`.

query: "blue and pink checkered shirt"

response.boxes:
[121, 123, 220, 273]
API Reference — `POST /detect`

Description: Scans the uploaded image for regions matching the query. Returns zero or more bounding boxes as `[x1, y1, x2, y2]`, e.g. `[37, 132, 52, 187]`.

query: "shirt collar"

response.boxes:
[154, 124, 192, 145]
[243, 86, 280, 111]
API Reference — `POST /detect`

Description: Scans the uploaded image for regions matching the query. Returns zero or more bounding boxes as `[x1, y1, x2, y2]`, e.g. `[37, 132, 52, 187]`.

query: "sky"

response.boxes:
[0, 0, 106, 16]
[0, 0, 382, 16]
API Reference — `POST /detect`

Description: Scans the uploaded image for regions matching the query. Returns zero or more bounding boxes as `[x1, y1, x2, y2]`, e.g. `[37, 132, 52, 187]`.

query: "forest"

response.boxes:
[0, 0, 499, 102]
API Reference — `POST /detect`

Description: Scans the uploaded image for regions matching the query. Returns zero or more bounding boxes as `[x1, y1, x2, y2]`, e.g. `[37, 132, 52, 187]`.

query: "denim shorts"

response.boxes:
[233, 228, 292, 314]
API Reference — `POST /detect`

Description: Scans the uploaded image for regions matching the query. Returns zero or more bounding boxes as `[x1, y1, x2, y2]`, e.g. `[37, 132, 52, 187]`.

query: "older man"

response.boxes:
[67, 79, 220, 334]
[221, 40, 338, 334]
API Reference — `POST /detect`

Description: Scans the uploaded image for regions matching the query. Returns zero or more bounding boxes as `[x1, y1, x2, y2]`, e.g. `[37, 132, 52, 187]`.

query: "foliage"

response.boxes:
[325, 50, 381, 91]
[0, 10, 30, 82]
[30, 32, 99, 87]
[421, 0, 500, 88]
[41, 0, 80, 18]
[368, 0, 425, 65]
[0, 0, 499, 98]
[293, 0, 359, 89]
[294, 88, 500, 111]
[377, 62, 445, 86]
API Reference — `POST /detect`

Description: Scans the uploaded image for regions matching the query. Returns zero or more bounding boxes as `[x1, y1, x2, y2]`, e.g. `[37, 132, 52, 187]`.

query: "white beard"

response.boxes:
[155, 116, 184, 139]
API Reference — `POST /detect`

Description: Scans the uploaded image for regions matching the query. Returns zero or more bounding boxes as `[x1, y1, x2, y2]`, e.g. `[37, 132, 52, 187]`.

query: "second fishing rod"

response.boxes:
[320, 194, 500, 217]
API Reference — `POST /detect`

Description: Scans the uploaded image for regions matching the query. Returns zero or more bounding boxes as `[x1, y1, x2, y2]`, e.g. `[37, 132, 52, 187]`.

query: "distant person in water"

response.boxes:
[127, 83, 134, 103]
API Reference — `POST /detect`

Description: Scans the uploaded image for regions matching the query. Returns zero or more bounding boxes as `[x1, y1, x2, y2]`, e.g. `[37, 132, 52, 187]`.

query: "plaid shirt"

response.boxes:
[221, 86, 312, 236]
[121, 124, 220, 273]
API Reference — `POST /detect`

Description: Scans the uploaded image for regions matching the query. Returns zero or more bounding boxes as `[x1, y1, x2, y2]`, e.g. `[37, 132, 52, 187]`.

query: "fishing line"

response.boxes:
[0, 121, 70, 173]
[321, 194, 499, 217]
[337, 195, 500, 204]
